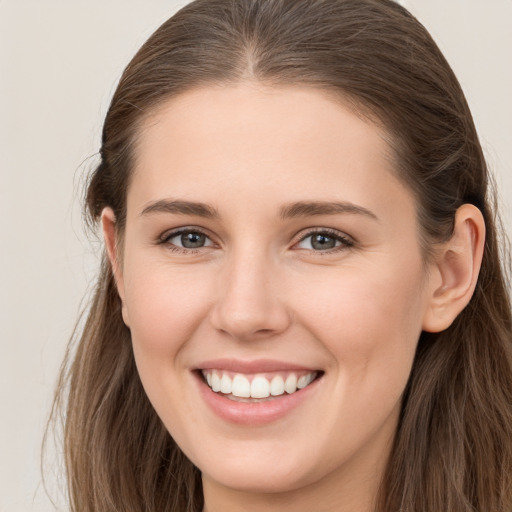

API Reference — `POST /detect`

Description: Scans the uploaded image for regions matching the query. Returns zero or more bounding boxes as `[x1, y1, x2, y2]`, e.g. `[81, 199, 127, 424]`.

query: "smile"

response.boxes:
[194, 360, 324, 425]
[201, 370, 319, 400]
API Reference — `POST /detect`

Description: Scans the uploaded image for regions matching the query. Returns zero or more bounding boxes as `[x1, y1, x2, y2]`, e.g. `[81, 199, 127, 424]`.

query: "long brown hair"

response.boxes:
[50, 1, 512, 510]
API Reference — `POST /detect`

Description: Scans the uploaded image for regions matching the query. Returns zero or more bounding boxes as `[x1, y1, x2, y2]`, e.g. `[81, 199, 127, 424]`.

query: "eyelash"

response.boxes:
[157, 227, 354, 255]
[157, 227, 214, 254]
[294, 228, 354, 254]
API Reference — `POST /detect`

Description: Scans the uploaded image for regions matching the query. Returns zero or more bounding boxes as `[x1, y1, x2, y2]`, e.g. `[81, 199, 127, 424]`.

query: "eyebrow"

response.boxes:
[139, 198, 378, 222]
[279, 201, 378, 221]
[140, 199, 220, 219]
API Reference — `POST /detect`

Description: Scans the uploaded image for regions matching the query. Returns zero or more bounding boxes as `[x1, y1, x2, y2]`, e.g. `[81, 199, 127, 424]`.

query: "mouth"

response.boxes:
[193, 359, 324, 424]
[199, 369, 321, 402]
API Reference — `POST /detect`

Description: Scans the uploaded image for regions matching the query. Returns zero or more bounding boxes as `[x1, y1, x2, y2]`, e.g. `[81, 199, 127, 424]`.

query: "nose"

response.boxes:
[209, 248, 292, 341]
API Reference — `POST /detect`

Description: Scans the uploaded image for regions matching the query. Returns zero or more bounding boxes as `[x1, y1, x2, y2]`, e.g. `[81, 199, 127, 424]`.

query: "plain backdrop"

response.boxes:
[1, 1, 510, 510]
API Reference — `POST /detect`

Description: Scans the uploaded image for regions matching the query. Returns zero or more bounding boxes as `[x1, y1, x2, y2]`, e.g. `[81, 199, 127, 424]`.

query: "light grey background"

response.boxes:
[1, 1, 510, 510]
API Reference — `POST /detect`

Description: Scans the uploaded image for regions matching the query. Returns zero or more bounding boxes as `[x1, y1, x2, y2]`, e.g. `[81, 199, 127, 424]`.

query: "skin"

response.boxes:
[102, 83, 485, 512]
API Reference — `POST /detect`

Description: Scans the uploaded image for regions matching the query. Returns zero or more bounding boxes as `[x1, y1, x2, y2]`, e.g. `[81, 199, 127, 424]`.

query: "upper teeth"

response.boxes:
[202, 370, 317, 399]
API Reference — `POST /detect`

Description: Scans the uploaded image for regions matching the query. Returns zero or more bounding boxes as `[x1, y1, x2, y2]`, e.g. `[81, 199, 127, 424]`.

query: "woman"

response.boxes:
[52, 0, 512, 511]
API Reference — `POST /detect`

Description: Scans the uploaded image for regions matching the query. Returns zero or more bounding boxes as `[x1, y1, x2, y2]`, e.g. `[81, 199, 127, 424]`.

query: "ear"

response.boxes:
[422, 204, 486, 333]
[101, 207, 130, 327]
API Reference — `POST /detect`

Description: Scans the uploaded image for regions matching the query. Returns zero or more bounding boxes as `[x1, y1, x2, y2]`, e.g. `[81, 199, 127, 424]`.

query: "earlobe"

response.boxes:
[422, 204, 485, 333]
[101, 207, 130, 327]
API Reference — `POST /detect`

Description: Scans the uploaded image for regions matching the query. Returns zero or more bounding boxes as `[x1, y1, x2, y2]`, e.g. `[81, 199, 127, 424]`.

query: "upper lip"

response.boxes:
[194, 358, 319, 373]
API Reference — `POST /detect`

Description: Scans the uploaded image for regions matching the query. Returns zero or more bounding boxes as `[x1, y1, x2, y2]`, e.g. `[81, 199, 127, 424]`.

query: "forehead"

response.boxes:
[128, 83, 414, 222]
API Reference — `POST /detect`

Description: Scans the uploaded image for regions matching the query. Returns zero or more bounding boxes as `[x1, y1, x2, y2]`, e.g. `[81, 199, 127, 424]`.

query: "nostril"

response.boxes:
[254, 328, 276, 336]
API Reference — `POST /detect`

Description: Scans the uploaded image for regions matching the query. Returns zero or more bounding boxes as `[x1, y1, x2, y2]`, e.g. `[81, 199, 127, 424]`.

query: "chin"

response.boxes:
[190, 438, 333, 496]
[202, 461, 317, 495]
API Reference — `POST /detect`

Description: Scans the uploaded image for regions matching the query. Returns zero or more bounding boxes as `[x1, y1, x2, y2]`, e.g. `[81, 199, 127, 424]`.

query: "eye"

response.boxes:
[295, 229, 353, 252]
[161, 229, 214, 251]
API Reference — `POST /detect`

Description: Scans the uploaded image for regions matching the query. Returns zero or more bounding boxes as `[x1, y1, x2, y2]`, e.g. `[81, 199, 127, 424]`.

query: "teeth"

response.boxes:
[211, 371, 221, 392]
[270, 375, 285, 396]
[232, 374, 251, 398]
[297, 373, 315, 389]
[251, 376, 270, 398]
[202, 370, 318, 399]
[220, 373, 232, 394]
[284, 374, 297, 394]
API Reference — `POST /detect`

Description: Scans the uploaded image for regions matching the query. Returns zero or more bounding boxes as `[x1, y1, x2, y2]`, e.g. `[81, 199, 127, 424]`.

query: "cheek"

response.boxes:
[301, 261, 424, 330]
[121, 260, 214, 425]
[122, 258, 214, 356]
[294, 261, 426, 387]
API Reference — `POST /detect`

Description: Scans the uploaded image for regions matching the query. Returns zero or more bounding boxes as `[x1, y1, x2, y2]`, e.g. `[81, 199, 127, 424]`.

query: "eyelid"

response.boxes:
[293, 227, 355, 251]
[155, 225, 354, 254]
[157, 226, 217, 250]
[158, 225, 208, 242]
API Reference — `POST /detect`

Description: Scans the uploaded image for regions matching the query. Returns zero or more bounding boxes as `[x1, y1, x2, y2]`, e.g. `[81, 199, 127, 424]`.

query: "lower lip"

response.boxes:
[194, 371, 322, 426]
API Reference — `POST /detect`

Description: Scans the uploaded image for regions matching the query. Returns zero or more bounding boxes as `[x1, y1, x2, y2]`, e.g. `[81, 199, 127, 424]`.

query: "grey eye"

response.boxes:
[296, 231, 351, 251]
[309, 233, 337, 250]
[168, 231, 212, 249]
[181, 232, 206, 248]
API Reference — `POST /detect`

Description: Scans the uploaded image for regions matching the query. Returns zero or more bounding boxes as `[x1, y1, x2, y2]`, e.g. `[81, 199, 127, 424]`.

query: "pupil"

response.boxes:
[181, 232, 205, 248]
[312, 234, 335, 250]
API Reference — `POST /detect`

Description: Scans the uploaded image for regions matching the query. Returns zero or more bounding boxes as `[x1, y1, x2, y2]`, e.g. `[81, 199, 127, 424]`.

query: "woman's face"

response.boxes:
[110, 84, 437, 501]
